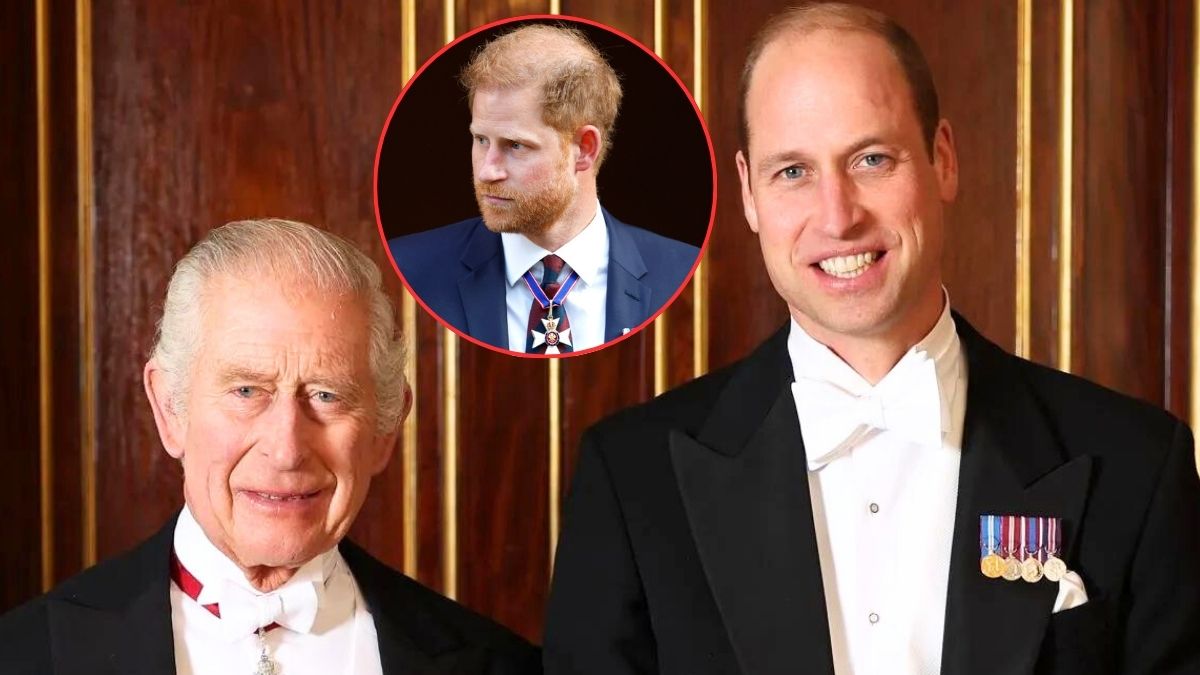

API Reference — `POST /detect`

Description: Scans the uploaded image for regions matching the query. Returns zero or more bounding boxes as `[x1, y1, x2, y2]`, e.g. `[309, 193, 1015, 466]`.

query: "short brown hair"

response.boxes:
[461, 24, 623, 169]
[739, 2, 940, 158]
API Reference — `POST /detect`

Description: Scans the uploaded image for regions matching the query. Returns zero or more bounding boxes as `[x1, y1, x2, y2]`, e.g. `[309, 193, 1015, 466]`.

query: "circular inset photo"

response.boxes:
[375, 15, 715, 357]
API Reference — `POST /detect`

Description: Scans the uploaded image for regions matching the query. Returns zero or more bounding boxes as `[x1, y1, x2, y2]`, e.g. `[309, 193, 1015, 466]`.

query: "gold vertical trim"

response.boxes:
[1015, 0, 1033, 358]
[36, 0, 54, 591]
[693, 0, 709, 378]
[654, 0, 665, 56]
[401, 295, 418, 577]
[548, 359, 561, 568]
[78, 0, 97, 569]
[549, 0, 561, 15]
[399, 0, 419, 581]
[441, 329, 458, 599]
[1058, 0, 1074, 373]
[401, 0, 416, 85]
[443, 0, 455, 43]
[653, 0, 668, 393]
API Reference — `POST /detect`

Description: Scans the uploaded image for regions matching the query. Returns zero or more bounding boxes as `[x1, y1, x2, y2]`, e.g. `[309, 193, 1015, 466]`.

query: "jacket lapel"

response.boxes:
[941, 316, 1093, 674]
[603, 210, 651, 341]
[47, 518, 177, 675]
[670, 327, 835, 675]
[340, 541, 487, 674]
[456, 222, 508, 348]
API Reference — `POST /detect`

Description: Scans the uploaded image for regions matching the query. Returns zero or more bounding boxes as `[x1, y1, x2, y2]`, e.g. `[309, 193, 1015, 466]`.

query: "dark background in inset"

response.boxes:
[377, 16, 713, 248]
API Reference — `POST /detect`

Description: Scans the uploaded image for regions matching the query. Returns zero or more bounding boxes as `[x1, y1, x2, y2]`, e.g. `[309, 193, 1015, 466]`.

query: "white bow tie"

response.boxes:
[202, 577, 321, 641]
[792, 351, 945, 470]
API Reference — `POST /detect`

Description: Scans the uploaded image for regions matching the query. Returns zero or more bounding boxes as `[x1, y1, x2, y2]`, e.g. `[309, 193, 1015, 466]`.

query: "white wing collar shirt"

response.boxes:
[169, 505, 383, 674]
[502, 199, 609, 352]
[789, 295, 966, 675]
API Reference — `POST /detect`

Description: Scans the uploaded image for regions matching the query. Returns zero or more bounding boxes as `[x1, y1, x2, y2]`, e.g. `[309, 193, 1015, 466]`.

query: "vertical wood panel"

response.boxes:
[447, 1, 552, 643]
[91, 0, 406, 559]
[1075, 0, 1170, 403]
[0, 0, 44, 612]
[48, 0, 86, 585]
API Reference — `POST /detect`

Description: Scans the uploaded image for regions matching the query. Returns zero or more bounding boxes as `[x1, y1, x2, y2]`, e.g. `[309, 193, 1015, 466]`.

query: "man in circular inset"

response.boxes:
[389, 24, 698, 354]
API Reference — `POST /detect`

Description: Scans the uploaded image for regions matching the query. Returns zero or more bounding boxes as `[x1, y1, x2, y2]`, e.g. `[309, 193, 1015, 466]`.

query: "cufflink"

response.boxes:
[622, 327, 631, 335]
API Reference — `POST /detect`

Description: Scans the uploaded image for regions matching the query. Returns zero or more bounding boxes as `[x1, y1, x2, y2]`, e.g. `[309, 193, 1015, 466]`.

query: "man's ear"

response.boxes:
[572, 125, 602, 173]
[736, 150, 761, 233]
[144, 359, 186, 459]
[367, 384, 412, 477]
[932, 119, 959, 202]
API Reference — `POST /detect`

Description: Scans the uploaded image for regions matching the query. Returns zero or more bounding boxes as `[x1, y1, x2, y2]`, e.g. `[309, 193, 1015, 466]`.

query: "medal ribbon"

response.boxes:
[979, 515, 1001, 557]
[1002, 515, 1013, 557]
[1032, 511, 1041, 559]
[1047, 517, 1060, 557]
[1037, 517, 1046, 562]
[1019, 516, 1028, 561]
[522, 268, 580, 310]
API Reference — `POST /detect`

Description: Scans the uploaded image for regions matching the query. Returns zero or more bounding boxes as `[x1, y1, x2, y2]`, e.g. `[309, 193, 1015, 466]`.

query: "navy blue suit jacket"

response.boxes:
[388, 209, 699, 349]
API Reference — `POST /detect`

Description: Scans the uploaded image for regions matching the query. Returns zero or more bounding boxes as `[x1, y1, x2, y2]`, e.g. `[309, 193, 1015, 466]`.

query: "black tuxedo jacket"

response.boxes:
[0, 515, 540, 674]
[544, 315, 1200, 674]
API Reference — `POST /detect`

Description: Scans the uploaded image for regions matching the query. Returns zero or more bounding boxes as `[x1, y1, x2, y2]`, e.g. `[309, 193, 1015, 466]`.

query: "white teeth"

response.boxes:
[818, 251, 879, 279]
[257, 492, 306, 501]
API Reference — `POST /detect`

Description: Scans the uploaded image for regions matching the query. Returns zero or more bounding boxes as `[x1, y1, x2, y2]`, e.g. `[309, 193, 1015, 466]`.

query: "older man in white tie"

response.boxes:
[0, 219, 539, 674]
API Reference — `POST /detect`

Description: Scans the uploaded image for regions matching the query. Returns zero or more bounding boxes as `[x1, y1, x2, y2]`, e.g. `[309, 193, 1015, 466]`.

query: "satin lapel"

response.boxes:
[48, 519, 177, 675]
[457, 223, 508, 347]
[603, 212, 651, 341]
[341, 541, 478, 674]
[941, 316, 1093, 675]
[670, 327, 834, 675]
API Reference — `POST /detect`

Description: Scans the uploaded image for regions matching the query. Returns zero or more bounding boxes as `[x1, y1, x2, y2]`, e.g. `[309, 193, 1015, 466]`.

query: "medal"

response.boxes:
[1020, 516, 1043, 583]
[253, 627, 277, 675]
[1001, 515, 1022, 581]
[1043, 516, 1068, 582]
[980, 515, 1004, 578]
[523, 269, 579, 354]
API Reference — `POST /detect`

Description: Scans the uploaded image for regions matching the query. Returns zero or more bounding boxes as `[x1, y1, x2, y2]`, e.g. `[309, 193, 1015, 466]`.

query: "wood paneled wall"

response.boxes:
[3, 0, 1195, 645]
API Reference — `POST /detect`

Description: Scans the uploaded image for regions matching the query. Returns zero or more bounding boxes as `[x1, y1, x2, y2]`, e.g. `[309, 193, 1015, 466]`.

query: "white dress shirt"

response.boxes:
[502, 200, 609, 352]
[788, 299, 966, 675]
[170, 506, 383, 675]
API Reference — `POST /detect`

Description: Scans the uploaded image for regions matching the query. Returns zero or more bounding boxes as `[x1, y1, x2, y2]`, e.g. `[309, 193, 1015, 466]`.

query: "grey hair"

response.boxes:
[150, 219, 407, 434]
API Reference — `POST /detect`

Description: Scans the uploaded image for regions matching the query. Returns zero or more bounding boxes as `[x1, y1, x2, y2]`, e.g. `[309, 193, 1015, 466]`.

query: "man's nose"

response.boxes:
[816, 172, 863, 237]
[476, 146, 507, 182]
[259, 396, 310, 470]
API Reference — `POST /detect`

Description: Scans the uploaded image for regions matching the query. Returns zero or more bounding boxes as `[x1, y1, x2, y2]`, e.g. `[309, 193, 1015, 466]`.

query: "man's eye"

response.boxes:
[781, 166, 804, 180]
[861, 153, 888, 168]
[509, 141, 524, 150]
[234, 386, 256, 398]
[314, 391, 338, 404]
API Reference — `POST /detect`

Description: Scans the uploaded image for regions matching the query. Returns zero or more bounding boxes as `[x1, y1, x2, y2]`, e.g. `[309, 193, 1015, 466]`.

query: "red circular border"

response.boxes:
[373, 13, 718, 360]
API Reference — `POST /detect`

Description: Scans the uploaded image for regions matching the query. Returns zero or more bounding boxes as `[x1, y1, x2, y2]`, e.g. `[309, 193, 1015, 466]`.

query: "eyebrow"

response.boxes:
[468, 125, 539, 147]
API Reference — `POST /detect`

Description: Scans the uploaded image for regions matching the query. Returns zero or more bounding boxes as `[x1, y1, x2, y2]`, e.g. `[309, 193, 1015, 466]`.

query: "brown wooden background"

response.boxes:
[3, 0, 1197, 644]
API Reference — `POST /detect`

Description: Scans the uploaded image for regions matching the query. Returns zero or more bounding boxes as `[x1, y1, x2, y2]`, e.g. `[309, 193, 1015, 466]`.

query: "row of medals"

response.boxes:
[980, 551, 1068, 584]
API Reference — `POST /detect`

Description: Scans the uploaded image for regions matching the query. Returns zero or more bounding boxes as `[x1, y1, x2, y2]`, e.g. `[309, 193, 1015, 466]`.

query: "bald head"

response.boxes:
[461, 24, 623, 167]
[738, 2, 939, 158]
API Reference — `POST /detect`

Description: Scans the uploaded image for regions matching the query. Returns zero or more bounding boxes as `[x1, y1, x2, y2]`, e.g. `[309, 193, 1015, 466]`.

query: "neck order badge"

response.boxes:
[523, 254, 579, 354]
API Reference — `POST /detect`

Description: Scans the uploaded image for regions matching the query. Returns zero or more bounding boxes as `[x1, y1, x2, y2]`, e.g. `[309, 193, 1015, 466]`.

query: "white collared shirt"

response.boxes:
[501, 200, 609, 352]
[788, 299, 967, 675]
[169, 506, 383, 675]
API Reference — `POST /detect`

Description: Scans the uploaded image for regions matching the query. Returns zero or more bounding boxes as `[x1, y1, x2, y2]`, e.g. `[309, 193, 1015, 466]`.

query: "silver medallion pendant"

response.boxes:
[253, 627, 277, 675]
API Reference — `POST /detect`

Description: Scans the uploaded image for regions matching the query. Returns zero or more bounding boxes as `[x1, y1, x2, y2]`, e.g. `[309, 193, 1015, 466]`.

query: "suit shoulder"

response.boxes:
[388, 217, 484, 268]
[1013, 354, 1183, 450]
[617, 220, 699, 264]
[585, 358, 739, 447]
[340, 543, 538, 667]
[0, 595, 52, 672]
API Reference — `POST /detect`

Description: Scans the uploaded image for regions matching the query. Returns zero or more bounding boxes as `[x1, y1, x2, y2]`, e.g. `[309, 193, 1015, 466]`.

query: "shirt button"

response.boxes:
[869, 503, 880, 514]
[869, 613, 880, 624]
